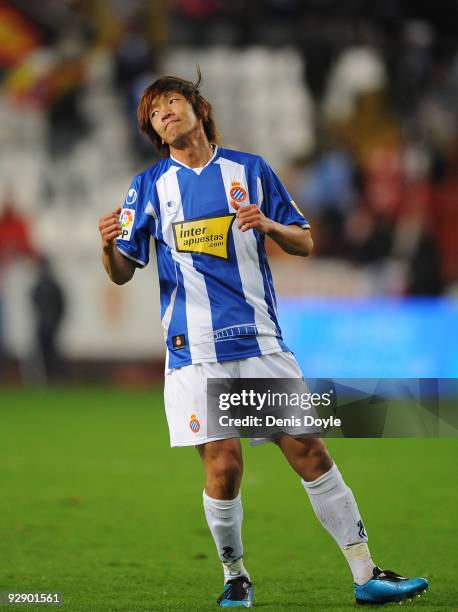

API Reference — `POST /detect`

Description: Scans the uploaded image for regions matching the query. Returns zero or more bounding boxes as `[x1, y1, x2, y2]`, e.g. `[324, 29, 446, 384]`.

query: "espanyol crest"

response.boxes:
[189, 414, 200, 433]
[229, 182, 247, 202]
[125, 188, 137, 205]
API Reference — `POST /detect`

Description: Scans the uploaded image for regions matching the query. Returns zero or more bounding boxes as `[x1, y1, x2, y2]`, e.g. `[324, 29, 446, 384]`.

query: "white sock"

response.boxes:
[302, 463, 375, 585]
[343, 542, 376, 585]
[203, 490, 250, 583]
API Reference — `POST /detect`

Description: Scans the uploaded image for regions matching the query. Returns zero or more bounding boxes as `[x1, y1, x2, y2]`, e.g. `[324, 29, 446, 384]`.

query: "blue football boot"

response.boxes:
[217, 577, 254, 608]
[355, 566, 428, 605]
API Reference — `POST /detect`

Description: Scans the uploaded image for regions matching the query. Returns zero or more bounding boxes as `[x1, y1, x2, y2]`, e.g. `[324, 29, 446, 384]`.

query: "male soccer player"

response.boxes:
[98, 72, 428, 607]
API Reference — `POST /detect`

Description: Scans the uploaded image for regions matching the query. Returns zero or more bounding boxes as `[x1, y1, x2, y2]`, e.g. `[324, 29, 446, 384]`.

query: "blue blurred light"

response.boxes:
[278, 298, 458, 377]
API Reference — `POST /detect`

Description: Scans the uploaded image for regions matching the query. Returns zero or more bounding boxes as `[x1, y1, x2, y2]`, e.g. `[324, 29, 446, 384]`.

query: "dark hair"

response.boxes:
[137, 68, 219, 157]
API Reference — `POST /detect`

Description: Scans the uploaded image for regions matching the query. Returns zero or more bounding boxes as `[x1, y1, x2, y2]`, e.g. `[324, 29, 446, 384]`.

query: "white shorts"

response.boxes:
[163, 351, 304, 447]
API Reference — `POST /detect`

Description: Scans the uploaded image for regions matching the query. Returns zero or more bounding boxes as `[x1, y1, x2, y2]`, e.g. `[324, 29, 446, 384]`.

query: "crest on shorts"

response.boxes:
[189, 414, 200, 433]
[229, 182, 247, 202]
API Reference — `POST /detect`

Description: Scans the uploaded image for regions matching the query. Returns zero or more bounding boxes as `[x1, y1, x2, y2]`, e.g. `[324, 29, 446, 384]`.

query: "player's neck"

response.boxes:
[169, 132, 214, 169]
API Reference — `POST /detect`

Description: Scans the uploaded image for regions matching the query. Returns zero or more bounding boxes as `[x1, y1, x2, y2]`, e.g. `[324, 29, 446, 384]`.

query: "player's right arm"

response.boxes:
[98, 207, 136, 285]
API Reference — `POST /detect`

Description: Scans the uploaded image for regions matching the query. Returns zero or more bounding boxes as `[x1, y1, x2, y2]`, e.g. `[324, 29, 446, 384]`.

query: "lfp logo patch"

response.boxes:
[189, 414, 200, 433]
[119, 208, 135, 240]
[229, 182, 247, 202]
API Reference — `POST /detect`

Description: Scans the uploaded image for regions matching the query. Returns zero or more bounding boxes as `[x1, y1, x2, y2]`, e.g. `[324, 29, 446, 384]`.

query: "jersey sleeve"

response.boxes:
[116, 174, 155, 267]
[259, 158, 310, 229]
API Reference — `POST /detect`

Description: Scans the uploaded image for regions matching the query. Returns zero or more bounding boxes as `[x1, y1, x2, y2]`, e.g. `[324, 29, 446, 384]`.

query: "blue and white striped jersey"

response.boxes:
[116, 146, 310, 369]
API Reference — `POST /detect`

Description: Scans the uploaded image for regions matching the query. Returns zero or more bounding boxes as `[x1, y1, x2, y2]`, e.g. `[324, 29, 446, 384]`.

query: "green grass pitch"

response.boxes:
[1, 387, 456, 611]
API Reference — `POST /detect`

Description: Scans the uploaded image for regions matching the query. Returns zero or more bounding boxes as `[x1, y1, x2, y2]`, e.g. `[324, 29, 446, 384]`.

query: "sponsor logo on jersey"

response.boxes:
[125, 188, 138, 205]
[229, 181, 247, 202]
[189, 413, 200, 433]
[172, 214, 235, 260]
[119, 208, 135, 240]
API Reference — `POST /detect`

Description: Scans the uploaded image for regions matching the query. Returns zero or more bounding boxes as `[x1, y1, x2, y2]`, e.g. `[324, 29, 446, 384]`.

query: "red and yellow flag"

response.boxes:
[0, 1, 40, 68]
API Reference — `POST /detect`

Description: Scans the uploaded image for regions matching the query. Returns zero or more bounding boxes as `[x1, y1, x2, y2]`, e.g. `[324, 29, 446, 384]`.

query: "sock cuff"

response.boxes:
[343, 542, 371, 560]
[301, 462, 342, 494]
[222, 558, 250, 583]
[203, 490, 241, 509]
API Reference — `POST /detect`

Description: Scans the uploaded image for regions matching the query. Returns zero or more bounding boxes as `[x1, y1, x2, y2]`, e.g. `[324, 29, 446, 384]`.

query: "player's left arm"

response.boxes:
[232, 201, 314, 257]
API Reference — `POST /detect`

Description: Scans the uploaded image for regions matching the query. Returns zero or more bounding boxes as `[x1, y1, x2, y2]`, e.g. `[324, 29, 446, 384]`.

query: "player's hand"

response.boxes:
[231, 201, 273, 235]
[98, 207, 122, 250]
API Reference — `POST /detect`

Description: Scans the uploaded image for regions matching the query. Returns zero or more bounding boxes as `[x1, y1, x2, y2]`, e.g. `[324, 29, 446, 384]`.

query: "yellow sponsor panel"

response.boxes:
[172, 214, 235, 260]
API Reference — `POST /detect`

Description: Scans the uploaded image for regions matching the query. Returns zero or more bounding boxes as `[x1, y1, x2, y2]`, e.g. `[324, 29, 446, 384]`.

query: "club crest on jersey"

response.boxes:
[172, 214, 235, 260]
[125, 188, 137, 205]
[189, 414, 200, 433]
[119, 208, 135, 240]
[229, 182, 247, 202]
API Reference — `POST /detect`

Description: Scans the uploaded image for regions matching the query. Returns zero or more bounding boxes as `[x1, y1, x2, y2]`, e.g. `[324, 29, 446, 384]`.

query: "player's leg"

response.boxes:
[275, 435, 428, 604]
[163, 361, 253, 606]
[197, 437, 243, 499]
[274, 435, 375, 583]
[197, 438, 253, 607]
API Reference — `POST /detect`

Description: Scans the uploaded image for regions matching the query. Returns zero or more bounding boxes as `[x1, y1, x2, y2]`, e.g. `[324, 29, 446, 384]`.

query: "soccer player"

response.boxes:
[98, 72, 428, 607]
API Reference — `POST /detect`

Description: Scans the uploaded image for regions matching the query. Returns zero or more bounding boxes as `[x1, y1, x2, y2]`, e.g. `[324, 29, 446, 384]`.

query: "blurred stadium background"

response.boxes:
[1, 0, 458, 384]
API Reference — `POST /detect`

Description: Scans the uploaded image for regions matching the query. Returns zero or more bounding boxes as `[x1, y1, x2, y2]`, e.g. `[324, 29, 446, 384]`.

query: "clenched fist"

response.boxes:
[231, 201, 273, 235]
[98, 207, 121, 251]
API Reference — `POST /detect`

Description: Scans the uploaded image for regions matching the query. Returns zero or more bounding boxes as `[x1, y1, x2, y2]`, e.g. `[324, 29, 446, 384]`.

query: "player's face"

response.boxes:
[150, 92, 201, 146]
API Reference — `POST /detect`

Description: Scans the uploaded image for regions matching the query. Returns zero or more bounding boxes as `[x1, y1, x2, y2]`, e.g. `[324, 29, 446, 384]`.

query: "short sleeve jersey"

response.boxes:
[116, 146, 310, 370]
